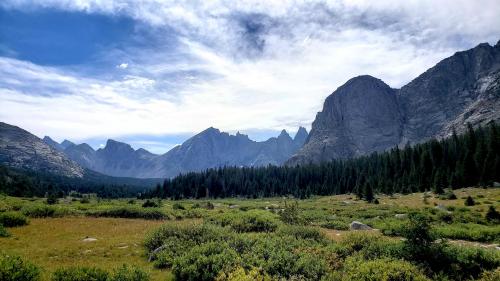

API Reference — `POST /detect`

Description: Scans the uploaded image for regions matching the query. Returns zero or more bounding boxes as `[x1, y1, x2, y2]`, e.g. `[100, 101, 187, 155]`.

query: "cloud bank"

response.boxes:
[1, 0, 499, 152]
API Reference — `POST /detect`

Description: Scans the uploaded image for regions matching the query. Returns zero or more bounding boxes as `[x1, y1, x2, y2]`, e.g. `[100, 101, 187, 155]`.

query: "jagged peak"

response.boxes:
[104, 139, 133, 151]
[294, 127, 308, 139]
[60, 139, 75, 149]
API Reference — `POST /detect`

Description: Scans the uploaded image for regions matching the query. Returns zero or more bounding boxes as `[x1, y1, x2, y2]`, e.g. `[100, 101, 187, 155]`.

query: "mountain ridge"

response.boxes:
[287, 41, 500, 165]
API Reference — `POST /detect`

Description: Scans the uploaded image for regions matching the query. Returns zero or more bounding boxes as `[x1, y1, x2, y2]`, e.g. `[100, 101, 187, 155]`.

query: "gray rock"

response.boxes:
[0, 122, 84, 178]
[350, 221, 373, 230]
[395, 214, 408, 219]
[287, 42, 500, 165]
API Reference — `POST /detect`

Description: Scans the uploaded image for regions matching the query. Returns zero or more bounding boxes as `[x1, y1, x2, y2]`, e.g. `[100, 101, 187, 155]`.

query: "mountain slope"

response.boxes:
[0, 122, 84, 177]
[287, 41, 500, 165]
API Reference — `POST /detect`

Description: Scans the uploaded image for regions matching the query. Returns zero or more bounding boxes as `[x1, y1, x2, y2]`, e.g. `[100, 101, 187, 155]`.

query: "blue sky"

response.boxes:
[1, 1, 499, 154]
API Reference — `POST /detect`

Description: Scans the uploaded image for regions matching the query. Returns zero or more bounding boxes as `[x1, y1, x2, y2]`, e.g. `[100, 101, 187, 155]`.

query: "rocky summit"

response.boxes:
[287, 41, 500, 165]
[0, 122, 84, 177]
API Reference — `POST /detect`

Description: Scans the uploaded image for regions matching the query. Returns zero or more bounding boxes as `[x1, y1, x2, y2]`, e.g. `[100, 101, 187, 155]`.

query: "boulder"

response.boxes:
[395, 214, 407, 219]
[350, 221, 373, 230]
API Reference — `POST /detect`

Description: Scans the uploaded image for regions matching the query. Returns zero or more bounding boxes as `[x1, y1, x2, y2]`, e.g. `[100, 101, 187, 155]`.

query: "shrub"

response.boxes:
[485, 206, 499, 223]
[172, 241, 240, 281]
[21, 205, 70, 218]
[478, 268, 500, 281]
[52, 266, 108, 281]
[46, 195, 58, 205]
[278, 201, 303, 225]
[209, 210, 279, 232]
[89, 207, 167, 220]
[79, 198, 90, 204]
[277, 225, 326, 242]
[110, 265, 150, 281]
[434, 223, 500, 243]
[465, 196, 475, 206]
[215, 266, 272, 281]
[0, 254, 40, 281]
[321, 220, 349, 231]
[145, 223, 230, 253]
[142, 200, 159, 208]
[0, 224, 10, 237]
[336, 257, 430, 281]
[172, 202, 185, 210]
[0, 212, 28, 227]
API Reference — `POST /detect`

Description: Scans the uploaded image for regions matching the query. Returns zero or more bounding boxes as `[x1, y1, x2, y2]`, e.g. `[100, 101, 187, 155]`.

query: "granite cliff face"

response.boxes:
[287, 41, 500, 165]
[0, 122, 84, 177]
[42, 127, 307, 178]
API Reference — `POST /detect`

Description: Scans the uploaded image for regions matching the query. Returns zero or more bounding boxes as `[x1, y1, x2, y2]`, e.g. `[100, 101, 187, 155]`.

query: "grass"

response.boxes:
[0, 217, 170, 281]
[0, 187, 499, 280]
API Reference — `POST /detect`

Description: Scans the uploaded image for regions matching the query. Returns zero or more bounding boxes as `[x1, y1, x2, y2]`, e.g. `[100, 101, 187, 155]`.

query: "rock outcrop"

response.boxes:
[0, 122, 84, 177]
[287, 41, 500, 165]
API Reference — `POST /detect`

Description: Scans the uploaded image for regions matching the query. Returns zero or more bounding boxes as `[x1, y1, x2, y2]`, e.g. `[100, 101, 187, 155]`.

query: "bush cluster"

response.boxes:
[0, 212, 28, 227]
[0, 254, 40, 281]
[88, 207, 167, 220]
[208, 210, 279, 232]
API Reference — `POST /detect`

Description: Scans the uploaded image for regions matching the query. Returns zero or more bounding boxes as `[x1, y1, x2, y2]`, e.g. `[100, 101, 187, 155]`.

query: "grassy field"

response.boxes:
[0, 187, 499, 280]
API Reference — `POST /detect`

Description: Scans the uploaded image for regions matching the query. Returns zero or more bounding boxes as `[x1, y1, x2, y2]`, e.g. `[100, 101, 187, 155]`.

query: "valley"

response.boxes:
[1, 187, 499, 280]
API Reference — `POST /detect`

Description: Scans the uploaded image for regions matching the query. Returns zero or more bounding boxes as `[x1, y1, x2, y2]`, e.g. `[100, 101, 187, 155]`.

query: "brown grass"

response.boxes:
[0, 217, 171, 280]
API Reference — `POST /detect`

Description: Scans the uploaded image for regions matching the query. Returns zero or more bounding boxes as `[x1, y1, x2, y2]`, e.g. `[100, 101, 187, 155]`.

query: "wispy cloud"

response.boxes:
[1, 0, 499, 152]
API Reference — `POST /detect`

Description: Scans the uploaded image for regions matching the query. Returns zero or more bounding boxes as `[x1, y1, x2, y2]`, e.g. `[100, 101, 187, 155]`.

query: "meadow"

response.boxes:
[0, 187, 499, 280]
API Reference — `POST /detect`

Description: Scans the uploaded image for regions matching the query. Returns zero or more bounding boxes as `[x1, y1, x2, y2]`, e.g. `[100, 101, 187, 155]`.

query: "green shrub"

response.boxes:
[172, 202, 185, 210]
[278, 201, 303, 225]
[89, 207, 167, 220]
[478, 268, 500, 281]
[0, 212, 28, 227]
[434, 223, 500, 243]
[321, 220, 349, 231]
[21, 205, 69, 218]
[145, 223, 230, 252]
[0, 224, 10, 237]
[52, 266, 108, 281]
[215, 266, 272, 281]
[142, 200, 159, 208]
[172, 241, 240, 281]
[79, 198, 90, 204]
[0, 254, 40, 281]
[335, 257, 430, 281]
[110, 265, 149, 281]
[277, 225, 326, 242]
[208, 210, 279, 233]
[465, 196, 475, 206]
[485, 206, 499, 223]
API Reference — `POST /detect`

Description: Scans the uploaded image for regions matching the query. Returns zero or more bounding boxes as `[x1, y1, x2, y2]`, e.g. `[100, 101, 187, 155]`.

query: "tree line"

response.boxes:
[147, 123, 499, 200]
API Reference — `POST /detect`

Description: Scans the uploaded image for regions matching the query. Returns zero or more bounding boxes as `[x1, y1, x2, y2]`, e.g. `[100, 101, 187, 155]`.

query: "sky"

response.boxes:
[1, 1, 499, 154]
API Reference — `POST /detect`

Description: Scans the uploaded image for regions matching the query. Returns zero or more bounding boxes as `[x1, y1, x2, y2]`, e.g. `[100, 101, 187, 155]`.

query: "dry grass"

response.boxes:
[0, 217, 172, 280]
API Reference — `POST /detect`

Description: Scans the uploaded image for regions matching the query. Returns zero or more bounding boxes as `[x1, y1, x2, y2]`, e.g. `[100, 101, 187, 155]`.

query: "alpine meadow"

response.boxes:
[0, 1, 499, 281]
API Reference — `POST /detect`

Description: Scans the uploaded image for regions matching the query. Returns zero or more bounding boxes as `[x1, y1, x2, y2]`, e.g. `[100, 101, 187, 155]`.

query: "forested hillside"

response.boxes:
[0, 166, 159, 198]
[149, 123, 499, 199]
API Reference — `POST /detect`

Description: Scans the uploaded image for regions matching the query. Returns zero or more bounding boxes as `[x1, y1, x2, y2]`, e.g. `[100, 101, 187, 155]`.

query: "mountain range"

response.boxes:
[40, 127, 308, 178]
[287, 41, 500, 165]
[0, 41, 499, 180]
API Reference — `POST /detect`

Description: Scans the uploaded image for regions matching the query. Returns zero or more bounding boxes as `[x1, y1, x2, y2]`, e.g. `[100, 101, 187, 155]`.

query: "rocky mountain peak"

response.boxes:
[103, 139, 134, 153]
[60, 140, 75, 149]
[293, 127, 308, 144]
[43, 136, 63, 151]
[287, 41, 500, 166]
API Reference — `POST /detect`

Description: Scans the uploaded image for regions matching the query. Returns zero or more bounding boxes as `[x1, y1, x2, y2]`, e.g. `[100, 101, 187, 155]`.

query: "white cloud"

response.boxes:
[117, 63, 128, 69]
[0, 0, 499, 145]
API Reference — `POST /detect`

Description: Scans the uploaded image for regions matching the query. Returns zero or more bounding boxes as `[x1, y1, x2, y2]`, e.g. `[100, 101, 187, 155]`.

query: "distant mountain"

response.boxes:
[157, 127, 308, 178]
[0, 122, 84, 177]
[42, 127, 308, 178]
[287, 41, 500, 165]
